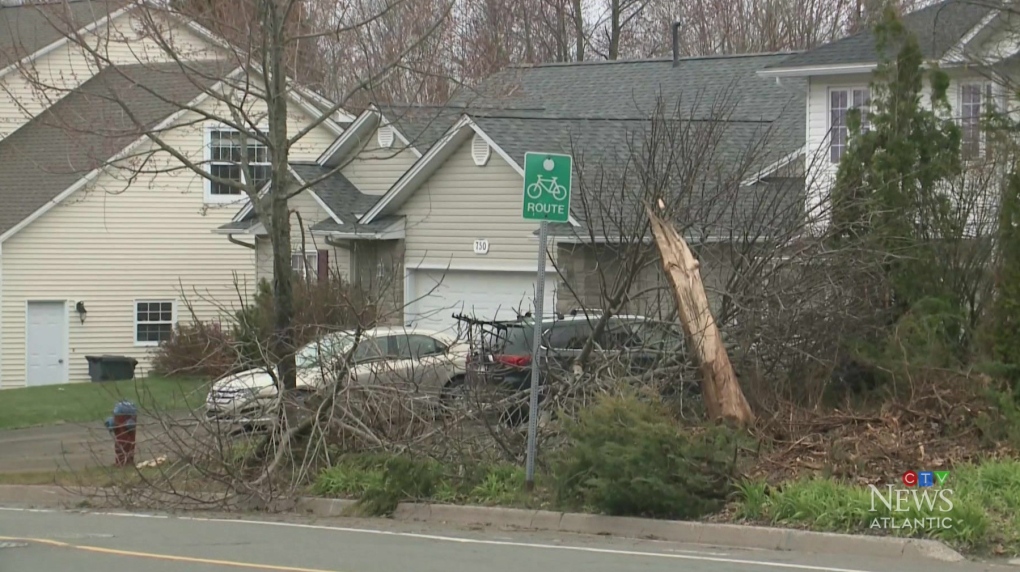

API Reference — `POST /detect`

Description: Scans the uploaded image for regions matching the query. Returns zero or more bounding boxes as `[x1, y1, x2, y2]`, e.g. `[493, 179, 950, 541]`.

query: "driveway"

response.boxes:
[0, 416, 193, 473]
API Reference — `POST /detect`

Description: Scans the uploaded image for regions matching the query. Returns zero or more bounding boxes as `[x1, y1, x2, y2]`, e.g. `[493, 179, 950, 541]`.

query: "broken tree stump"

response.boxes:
[645, 203, 755, 426]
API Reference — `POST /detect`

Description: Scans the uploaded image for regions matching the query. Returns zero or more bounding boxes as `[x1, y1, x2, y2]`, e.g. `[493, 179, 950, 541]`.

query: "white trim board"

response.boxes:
[316, 109, 378, 166]
[403, 261, 552, 273]
[940, 11, 1000, 64]
[361, 117, 580, 227]
[756, 64, 878, 78]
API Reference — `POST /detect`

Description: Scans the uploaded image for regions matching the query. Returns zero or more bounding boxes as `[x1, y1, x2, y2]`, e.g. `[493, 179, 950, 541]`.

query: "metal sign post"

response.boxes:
[522, 152, 572, 490]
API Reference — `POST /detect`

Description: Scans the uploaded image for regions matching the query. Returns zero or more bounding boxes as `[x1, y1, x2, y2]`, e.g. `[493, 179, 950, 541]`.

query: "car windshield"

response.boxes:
[295, 333, 356, 370]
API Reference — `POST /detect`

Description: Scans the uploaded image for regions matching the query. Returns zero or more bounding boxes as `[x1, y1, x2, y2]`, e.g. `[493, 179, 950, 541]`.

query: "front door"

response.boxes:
[26, 301, 68, 386]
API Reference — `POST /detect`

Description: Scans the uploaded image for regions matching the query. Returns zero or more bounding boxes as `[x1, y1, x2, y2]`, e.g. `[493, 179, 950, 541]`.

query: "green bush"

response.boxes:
[553, 393, 740, 519]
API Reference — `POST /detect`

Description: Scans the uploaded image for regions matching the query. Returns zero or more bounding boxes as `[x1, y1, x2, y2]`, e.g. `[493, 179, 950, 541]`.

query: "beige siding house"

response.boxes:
[227, 107, 431, 314]
[229, 57, 805, 335]
[0, 1, 350, 387]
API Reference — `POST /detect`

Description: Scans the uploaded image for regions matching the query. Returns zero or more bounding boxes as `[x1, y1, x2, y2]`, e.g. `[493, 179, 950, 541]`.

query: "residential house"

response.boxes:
[224, 54, 806, 332]
[758, 0, 1010, 232]
[0, 0, 350, 387]
[239, 0, 1010, 335]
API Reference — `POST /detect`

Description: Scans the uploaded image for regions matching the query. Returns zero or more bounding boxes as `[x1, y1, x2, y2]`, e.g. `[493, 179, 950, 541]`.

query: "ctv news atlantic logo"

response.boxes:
[868, 470, 953, 530]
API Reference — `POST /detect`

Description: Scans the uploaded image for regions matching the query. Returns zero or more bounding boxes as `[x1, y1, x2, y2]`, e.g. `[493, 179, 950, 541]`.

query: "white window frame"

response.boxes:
[959, 81, 998, 161]
[203, 123, 271, 205]
[134, 300, 177, 347]
[292, 251, 318, 280]
[828, 86, 871, 164]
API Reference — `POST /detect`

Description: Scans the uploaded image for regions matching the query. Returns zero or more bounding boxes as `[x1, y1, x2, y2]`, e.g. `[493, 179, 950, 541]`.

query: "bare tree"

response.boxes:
[10, 0, 453, 395]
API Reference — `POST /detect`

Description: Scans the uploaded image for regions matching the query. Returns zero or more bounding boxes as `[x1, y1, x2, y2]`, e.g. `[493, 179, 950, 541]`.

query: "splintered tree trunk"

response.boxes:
[645, 205, 755, 426]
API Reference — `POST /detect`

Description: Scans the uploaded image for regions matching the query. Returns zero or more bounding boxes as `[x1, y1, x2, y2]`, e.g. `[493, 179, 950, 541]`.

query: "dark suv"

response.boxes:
[467, 313, 696, 397]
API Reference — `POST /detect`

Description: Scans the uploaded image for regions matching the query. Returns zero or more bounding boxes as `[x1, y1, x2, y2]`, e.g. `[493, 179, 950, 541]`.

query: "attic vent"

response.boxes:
[377, 125, 394, 148]
[471, 132, 490, 166]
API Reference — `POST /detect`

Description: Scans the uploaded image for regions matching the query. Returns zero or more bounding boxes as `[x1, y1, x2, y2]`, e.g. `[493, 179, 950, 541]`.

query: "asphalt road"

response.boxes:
[0, 507, 1017, 572]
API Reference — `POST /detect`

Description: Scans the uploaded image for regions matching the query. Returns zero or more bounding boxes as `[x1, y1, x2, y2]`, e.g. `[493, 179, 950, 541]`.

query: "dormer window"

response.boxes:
[829, 87, 870, 163]
[205, 126, 271, 204]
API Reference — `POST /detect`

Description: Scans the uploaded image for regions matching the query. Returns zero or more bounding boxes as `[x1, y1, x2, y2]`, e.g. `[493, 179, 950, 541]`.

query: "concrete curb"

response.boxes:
[294, 497, 965, 563]
[0, 487, 965, 563]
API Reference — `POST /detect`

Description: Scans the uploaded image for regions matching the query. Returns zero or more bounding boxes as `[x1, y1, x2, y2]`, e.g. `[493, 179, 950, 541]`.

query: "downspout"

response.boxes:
[325, 236, 353, 250]
[228, 234, 255, 249]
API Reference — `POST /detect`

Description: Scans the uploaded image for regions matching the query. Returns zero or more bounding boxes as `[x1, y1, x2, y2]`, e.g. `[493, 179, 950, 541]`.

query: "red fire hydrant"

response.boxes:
[104, 401, 138, 467]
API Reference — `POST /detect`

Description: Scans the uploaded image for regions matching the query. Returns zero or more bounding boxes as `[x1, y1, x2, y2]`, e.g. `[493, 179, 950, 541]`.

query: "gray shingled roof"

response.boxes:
[224, 162, 399, 235]
[447, 53, 806, 239]
[0, 60, 227, 236]
[0, 0, 126, 69]
[765, 0, 994, 70]
[290, 162, 380, 224]
[458, 53, 802, 121]
[374, 104, 466, 152]
[469, 114, 803, 238]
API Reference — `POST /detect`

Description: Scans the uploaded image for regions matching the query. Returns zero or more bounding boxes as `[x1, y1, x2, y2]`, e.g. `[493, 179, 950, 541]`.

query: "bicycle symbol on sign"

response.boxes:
[526, 175, 567, 201]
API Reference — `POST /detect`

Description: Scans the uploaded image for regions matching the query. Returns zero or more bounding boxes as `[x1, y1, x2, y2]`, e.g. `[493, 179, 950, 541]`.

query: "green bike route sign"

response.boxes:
[522, 152, 572, 223]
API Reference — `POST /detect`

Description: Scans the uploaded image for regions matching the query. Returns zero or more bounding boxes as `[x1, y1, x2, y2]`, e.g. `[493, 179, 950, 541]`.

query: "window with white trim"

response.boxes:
[961, 82, 995, 160]
[206, 127, 271, 202]
[292, 252, 318, 280]
[135, 301, 175, 345]
[829, 87, 871, 163]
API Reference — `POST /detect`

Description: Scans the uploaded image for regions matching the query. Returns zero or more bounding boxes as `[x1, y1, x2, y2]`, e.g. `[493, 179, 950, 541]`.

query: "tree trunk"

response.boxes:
[572, 0, 584, 61]
[266, 0, 297, 391]
[645, 205, 755, 426]
[608, 0, 621, 60]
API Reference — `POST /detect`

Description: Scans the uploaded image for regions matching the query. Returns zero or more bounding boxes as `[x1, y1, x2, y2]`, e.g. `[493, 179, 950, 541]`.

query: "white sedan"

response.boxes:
[205, 326, 468, 427]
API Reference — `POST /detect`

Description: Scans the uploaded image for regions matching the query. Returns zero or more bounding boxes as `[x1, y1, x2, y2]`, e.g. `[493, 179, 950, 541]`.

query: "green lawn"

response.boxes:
[0, 377, 209, 430]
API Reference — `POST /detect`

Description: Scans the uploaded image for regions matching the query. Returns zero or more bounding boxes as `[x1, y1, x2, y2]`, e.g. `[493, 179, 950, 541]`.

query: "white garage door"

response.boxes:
[407, 269, 556, 332]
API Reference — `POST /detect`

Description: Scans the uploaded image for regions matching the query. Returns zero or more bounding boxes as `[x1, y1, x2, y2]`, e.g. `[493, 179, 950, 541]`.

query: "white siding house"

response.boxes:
[758, 0, 1014, 233]
[0, 1, 349, 387]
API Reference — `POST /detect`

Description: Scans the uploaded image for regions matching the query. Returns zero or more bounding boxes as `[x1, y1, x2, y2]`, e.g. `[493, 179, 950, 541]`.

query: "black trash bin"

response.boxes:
[85, 355, 139, 382]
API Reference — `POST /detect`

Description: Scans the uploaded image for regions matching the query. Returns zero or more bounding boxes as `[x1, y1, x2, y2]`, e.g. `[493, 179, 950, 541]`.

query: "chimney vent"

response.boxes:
[671, 22, 681, 67]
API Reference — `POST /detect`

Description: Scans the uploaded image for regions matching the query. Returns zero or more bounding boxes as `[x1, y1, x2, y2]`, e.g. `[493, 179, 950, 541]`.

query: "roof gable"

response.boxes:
[763, 0, 994, 73]
[0, 59, 228, 239]
[0, 0, 127, 72]
[363, 53, 805, 231]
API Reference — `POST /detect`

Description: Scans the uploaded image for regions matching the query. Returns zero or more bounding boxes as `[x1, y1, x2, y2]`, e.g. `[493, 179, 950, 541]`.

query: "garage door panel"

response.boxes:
[409, 269, 555, 332]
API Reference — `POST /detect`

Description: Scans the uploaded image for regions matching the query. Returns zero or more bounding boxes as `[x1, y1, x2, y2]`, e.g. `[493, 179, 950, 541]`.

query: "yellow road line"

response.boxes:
[0, 535, 339, 572]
